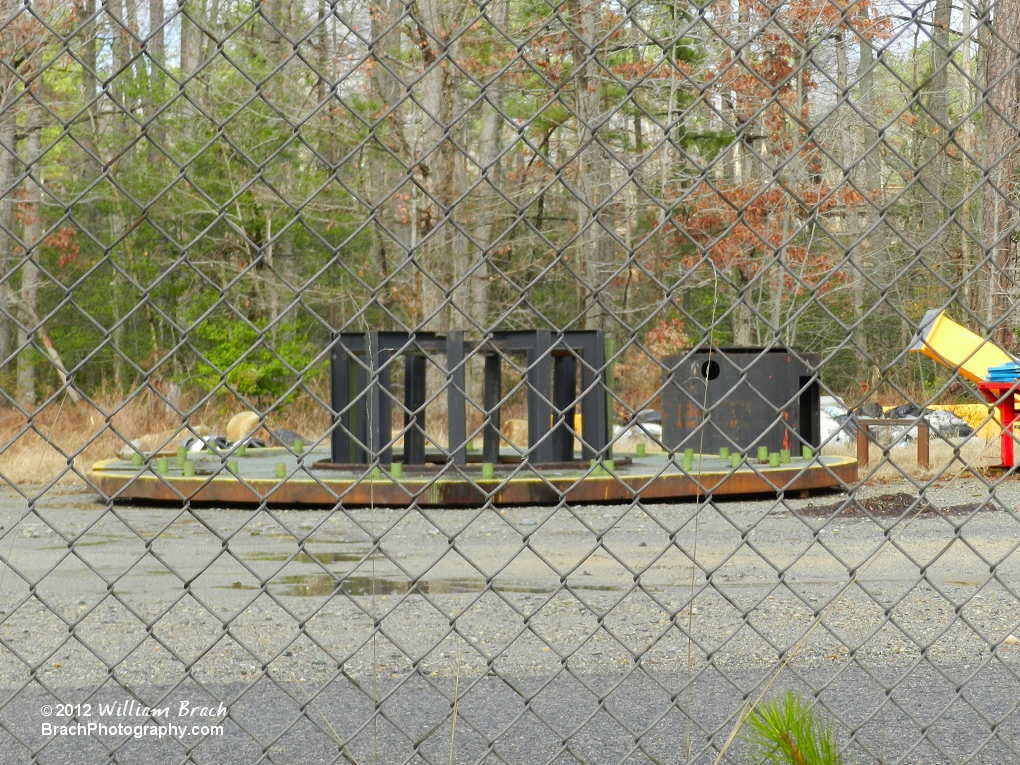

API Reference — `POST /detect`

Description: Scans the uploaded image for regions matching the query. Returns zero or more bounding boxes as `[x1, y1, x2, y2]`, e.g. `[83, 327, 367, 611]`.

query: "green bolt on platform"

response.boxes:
[769, 452, 780, 468]
[156, 457, 169, 475]
[605, 460, 615, 472]
[183, 461, 195, 477]
[636, 443, 646, 458]
[391, 463, 402, 480]
[293, 438, 304, 453]
[757, 446, 769, 463]
[237, 444, 247, 457]
[227, 460, 238, 473]
[481, 462, 494, 479]
[176, 446, 187, 467]
[370, 467, 382, 480]
[275, 463, 286, 479]
[681, 453, 693, 471]
[683, 447, 694, 461]
[802, 445, 813, 460]
[730, 453, 741, 469]
[780, 448, 791, 464]
[131, 452, 143, 467]
[719, 447, 730, 460]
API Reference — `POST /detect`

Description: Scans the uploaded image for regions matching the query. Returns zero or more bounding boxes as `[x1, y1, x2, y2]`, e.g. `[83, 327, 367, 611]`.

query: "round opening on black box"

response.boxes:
[701, 360, 720, 380]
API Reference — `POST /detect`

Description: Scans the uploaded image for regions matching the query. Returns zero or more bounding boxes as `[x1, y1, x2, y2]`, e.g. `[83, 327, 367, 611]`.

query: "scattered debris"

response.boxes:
[270, 429, 304, 448]
[226, 412, 261, 444]
[796, 492, 987, 519]
[119, 425, 212, 458]
[854, 401, 884, 418]
[614, 409, 663, 438]
[187, 435, 231, 452]
[820, 395, 854, 445]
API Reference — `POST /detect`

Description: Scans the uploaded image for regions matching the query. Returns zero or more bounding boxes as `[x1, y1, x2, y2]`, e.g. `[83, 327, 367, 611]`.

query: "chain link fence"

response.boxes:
[2, 0, 1020, 762]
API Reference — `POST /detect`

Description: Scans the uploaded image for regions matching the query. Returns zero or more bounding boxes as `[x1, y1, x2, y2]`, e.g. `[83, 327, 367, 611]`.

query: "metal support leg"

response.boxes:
[527, 330, 553, 463]
[352, 360, 369, 464]
[483, 353, 501, 465]
[331, 342, 353, 464]
[447, 331, 467, 465]
[856, 422, 870, 470]
[917, 421, 929, 470]
[403, 354, 427, 465]
[552, 353, 577, 462]
[367, 334, 392, 466]
[579, 331, 607, 462]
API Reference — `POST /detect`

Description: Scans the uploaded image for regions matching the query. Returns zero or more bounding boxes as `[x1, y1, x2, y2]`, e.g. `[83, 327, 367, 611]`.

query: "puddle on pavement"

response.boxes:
[238, 573, 626, 597]
[242, 548, 369, 565]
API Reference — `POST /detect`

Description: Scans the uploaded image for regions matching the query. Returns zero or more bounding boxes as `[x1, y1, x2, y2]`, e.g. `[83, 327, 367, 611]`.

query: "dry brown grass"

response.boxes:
[0, 387, 334, 489]
[822, 437, 1001, 483]
[1, 382, 1004, 491]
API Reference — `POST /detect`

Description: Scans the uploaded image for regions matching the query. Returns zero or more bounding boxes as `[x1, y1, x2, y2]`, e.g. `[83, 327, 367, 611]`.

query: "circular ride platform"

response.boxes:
[88, 449, 858, 507]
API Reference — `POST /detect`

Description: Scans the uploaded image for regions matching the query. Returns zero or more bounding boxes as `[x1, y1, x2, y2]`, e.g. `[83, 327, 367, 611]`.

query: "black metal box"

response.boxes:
[661, 348, 820, 454]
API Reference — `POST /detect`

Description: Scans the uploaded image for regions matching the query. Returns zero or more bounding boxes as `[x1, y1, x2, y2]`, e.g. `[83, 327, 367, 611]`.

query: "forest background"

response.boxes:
[1, 0, 1019, 477]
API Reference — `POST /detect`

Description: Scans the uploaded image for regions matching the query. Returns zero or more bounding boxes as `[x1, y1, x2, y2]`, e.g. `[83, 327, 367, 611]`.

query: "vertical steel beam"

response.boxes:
[403, 353, 427, 465]
[367, 333, 393, 466]
[352, 357, 369, 464]
[447, 331, 467, 465]
[527, 330, 554, 463]
[483, 352, 502, 465]
[552, 352, 577, 462]
[579, 330, 607, 461]
[330, 337, 352, 464]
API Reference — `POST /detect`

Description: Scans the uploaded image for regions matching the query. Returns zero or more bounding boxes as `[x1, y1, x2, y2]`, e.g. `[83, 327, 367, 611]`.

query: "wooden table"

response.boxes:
[976, 381, 1020, 467]
[855, 418, 929, 470]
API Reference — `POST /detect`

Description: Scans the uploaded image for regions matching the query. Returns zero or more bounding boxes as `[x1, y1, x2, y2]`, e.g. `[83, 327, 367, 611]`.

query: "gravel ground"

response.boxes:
[1, 477, 1020, 763]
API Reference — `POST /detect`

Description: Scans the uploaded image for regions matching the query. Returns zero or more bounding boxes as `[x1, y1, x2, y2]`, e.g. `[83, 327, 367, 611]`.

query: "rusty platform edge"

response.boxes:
[86, 457, 858, 507]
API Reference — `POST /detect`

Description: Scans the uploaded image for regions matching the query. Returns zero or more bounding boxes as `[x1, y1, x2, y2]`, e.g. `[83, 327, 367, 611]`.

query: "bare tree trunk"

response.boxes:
[111, 0, 129, 95]
[852, 4, 886, 365]
[367, 0, 410, 298]
[928, 0, 951, 174]
[568, 0, 614, 332]
[180, 0, 203, 75]
[734, 266, 754, 345]
[471, 69, 505, 331]
[414, 0, 462, 332]
[149, 0, 165, 59]
[981, 0, 1020, 339]
[77, 0, 99, 114]
[448, 59, 471, 330]
[0, 117, 14, 366]
[925, 0, 952, 263]
[961, 0, 978, 323]
[16, 109, 42, 407]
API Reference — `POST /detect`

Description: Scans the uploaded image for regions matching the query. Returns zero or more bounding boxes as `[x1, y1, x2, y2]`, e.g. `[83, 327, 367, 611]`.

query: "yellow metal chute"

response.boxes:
[908, 309, 1015, 383]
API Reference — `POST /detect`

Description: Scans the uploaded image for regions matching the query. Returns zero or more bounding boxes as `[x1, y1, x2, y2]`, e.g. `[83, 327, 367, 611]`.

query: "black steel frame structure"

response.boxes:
[329, 330, 609, 467]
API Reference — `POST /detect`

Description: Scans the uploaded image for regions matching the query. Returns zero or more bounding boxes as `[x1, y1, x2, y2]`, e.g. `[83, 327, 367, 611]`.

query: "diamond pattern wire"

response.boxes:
[2, 0, 1020, 763]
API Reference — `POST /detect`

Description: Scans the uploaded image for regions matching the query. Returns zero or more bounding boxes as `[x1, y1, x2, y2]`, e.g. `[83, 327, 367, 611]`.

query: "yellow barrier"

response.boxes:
[909, 309, 1015, 383]
[927, 404, 1002, 440]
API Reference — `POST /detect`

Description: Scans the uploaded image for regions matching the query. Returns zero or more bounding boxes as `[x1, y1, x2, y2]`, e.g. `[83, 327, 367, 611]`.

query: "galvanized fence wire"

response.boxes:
[2, 0, 1020, 763]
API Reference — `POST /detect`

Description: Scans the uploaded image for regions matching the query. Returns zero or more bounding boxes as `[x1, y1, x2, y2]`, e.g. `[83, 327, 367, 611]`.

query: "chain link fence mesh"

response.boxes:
[2, 0, 1020, 762]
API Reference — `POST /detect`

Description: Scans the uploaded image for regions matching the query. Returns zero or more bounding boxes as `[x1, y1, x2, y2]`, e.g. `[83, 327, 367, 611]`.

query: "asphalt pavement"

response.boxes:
[1, 479, 1019, 764]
